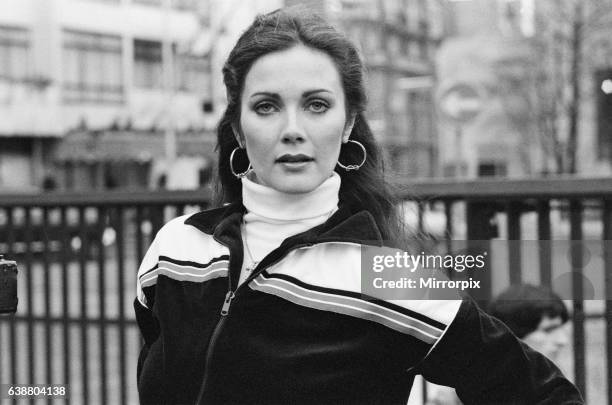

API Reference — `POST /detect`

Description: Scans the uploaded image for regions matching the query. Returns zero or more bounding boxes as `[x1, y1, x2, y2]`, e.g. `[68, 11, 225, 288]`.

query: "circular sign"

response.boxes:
[437, 82, 485, 124]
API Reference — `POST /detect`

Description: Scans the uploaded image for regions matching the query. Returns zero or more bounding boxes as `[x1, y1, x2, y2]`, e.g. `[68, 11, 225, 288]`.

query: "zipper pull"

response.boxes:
[220, 291, 235, 316]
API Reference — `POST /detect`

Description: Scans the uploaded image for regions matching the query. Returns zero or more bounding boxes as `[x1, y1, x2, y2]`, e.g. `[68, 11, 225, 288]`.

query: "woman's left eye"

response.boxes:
[307, 100, 329, 113]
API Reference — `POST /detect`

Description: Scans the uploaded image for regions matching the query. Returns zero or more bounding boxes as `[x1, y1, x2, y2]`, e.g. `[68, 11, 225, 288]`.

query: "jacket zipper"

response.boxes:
[194, 231, 236, 405]
[194, 240, 312, 404]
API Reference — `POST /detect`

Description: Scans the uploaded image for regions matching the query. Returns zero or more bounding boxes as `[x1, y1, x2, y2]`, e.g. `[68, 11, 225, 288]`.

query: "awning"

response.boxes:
[54, 130, 217, 162]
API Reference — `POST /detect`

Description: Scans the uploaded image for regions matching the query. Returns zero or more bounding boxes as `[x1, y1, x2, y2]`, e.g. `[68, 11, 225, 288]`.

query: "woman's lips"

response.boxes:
[276, 154, 314, 170]
[275, 154, 314, 163]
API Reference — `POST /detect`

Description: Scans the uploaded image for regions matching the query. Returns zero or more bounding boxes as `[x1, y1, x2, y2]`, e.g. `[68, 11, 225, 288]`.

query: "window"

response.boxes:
[0, 26, 31, 82]
[406, 0, 421, 31]
[419, 38, 429, 61]
[341, 0, 380, 18]
[427, 0, 446, 38]
[383, 0, 403, 23]
[134, 39, 163, 89]
[62, 30, 123, 103]
[388, 35, 402, 58]
[443, 162, 468, 178]
[363, 26, 382, 56]
[478, 161, 508, 177]
[175, 51, 209, 93]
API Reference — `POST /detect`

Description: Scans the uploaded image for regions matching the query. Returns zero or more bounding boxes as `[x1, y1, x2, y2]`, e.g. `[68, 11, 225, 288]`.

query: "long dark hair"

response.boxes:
[215, 7, 403, 243]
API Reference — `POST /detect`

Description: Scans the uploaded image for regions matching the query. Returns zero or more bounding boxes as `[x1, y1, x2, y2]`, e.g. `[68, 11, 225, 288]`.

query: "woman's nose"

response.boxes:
[281, 109, 305, 144]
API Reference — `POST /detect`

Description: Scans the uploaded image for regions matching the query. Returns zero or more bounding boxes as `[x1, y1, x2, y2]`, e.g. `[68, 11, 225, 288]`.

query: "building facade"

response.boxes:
[532, 0, 612, 175]
[435, 0, 536, 178]
[1, 0, 452, 191]
[437, 0, 612, 178]
[0, 0, 215, 191]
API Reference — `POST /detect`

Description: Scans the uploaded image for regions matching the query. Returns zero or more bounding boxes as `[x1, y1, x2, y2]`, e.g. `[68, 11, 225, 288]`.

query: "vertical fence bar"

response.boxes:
[0, 210, 3, 387]
[569, 199, 586, 400]
[135, 205, 146, 360]
[97, 206, 108, 405]
[176, 204, 186, 217]
[6, 207, 18, 394]
[60, 207, 71, 405]
[135, 206, 144, 264]
[150, 205, 164, 238]
[444, 200, 453, 240]
[507, 202, 522, 284]
[603, 199, 612, 405]
[115, 206, 127, 405]
[444, 201, 454, 281]
[23, 208, 35, 395]
[4, 207, 15, 257]
[78, 206, 90, 404]
[417, 202, 425, 236]
[0, 208, 5, 389]
[466, 201, 493, 301]
[537, 200, 552, 288]
[42, 207, 53, 405]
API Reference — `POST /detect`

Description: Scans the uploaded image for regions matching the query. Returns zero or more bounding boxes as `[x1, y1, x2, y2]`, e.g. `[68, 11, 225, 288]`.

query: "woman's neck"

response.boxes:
[241, 172, 340, 221]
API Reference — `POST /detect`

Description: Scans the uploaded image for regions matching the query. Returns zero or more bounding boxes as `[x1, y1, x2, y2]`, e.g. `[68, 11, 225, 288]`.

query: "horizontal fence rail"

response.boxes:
[1, 177, 611, 404]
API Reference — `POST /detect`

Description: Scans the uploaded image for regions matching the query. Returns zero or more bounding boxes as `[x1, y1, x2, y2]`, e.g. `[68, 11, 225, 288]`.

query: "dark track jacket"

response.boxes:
[134, 203, 584, 405]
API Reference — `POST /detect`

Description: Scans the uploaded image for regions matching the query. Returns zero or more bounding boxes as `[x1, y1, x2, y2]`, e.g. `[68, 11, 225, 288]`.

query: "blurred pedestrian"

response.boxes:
[134, 7, 582, 405]
[489, 283, 570, 362]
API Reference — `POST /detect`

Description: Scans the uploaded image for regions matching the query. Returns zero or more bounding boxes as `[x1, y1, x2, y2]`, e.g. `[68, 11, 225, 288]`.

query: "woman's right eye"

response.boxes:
[254, 102, 277, 115]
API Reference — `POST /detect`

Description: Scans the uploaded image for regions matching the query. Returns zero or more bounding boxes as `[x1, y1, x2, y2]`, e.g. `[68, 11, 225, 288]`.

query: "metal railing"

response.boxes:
[0, 190, 211, 405]
[0, 178, 610, 404]
[401, 176, 612, 404]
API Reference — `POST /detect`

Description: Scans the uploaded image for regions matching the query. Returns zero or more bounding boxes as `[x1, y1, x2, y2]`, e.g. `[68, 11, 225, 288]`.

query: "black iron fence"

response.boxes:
[0, 190, 211, 405]
[402, 176, 612, 405]
[0, 178, 610, 404]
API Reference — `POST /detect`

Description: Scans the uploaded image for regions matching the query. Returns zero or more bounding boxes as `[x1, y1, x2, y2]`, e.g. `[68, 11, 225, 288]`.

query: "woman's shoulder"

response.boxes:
[147, 210, 231, 266]
[157, 203, 241, 237]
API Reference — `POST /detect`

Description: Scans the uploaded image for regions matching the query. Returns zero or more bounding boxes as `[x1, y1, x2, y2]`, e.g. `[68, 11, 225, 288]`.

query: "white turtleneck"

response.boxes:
[239, 172, 341, 285]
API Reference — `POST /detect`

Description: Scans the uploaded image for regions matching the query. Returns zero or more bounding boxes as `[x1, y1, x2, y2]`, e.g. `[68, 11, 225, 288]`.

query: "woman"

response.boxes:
[134, 8, 583, 405]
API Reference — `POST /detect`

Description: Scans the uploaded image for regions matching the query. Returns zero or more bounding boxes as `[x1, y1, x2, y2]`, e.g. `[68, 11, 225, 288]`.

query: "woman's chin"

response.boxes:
[268, 177, 324, 194]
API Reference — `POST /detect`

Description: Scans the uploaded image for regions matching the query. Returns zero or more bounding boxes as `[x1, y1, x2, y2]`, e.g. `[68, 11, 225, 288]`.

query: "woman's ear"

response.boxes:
[342, 114, 356, 143]
[231, 123, 245, 148]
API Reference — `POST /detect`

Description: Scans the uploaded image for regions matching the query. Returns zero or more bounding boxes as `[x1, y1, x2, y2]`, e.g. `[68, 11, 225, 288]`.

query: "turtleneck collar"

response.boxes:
[241, 172, 340, 221]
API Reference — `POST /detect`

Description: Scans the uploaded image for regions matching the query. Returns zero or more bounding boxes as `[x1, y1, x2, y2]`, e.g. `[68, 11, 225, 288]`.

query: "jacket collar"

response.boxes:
[184, 202, 244, 234]
[184, 202, 383, 245]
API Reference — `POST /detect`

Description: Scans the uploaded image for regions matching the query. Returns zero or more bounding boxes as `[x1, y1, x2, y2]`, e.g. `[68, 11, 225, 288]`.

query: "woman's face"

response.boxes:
[236, 45, 354, 194]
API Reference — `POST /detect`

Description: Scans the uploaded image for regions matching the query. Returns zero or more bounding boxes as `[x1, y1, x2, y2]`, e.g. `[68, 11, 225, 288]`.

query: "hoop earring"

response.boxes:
[337, 140, 367, 171]
[230, 147, 253, 178]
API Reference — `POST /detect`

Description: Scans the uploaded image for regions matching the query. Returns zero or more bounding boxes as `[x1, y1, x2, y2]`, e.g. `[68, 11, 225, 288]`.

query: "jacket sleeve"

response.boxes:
[419, 297, 584, 405]
[134, 235, 161, 381]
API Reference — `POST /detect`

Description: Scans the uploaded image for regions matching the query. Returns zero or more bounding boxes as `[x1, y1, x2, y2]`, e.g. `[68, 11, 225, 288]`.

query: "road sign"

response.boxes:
[438, 82, 485, 124]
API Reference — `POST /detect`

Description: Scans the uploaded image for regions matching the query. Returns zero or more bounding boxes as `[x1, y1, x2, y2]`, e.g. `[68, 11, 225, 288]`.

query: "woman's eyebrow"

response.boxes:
[250, 89, 333, 99]
[303, 89, 333, 97]
[249, 91, 280, 99]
